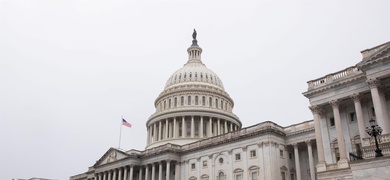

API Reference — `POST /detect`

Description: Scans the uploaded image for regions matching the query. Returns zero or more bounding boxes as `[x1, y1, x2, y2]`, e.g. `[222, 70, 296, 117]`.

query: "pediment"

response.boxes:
[357, 42, 390, 68]
[94, 147, 128, 167]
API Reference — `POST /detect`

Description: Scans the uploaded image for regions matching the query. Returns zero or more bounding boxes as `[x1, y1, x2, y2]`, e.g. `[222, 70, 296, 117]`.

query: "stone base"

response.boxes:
[316, 162, 327, 172]
[338, 158, 349, 168]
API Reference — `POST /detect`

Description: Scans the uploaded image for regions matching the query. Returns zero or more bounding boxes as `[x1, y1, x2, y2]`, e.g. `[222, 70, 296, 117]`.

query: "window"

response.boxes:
[251, 172, 258, 180]
[219, 158, 224, 164]
[218, 172, 225, 180]
[235, 153, 241, 161]
[281, 172, 286, 180]
[191, 163, 195, 170]
[280, 150, 284, 158]
[168, 99, 171, 108]
[174, 97, 177, 107]
[290, 174, 295, 180]
[181, 96, 184, 106]
[250, 150, 256, 158]
[209, 97, 212, 107]
[235, 174, 242, 180]
[221, 100, 223, 109]
[349, 112, 357, 122]
[372, 107, 376, 116]
[164, 101, 166, 109]
[289, 153, 293, 160]
[329, 117, 335, 127]
[202, 160, 207, 168]
[195, 96, 198, 105]
[215, 99, 218, 108]
[335, 147, 340, 161]
[202, 96, 205, 105]
[188, 96, 191, 105]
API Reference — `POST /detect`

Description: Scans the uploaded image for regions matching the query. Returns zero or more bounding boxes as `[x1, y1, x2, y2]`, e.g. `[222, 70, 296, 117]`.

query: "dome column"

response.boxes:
[217, 119, 221, 135]
[165, 119, 169, 139]
[182, 117, 186, 137]
[153, 123, 157, 143]
[191, 116, 195, 138]
[200, 116, 204, 138]
[209, 118, 212, 137]
[159, 121, 162, 141]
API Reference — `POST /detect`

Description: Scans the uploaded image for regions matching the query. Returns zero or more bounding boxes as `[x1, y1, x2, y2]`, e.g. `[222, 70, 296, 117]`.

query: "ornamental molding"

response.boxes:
[350, 93, 361, 102]
[329, 99, 340, 109]
[366, 78, 381, 89]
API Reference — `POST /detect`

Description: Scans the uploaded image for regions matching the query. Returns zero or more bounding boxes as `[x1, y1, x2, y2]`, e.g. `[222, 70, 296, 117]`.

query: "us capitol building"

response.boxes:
[71, 32, 390, 180]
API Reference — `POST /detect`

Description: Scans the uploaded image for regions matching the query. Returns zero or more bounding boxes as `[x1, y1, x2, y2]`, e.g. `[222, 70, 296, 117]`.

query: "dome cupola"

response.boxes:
[145, 30, 241, 149]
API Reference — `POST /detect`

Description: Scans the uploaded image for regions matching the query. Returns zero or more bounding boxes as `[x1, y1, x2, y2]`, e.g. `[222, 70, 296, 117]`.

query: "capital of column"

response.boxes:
[329, 99, 340, 109]
[309, 105, 325, 117]
[367, 78, 381, 89]
[292, 143, 299, 148]
[305, 140, 312, 146]
[350, 93, 361, 102]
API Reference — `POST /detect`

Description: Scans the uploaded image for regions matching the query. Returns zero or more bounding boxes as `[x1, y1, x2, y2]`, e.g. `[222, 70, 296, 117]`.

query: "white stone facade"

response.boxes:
[70, 36, 390, 180]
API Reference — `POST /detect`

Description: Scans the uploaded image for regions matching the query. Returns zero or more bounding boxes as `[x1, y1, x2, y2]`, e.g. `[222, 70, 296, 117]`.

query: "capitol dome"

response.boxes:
[145, 30, 241, 149]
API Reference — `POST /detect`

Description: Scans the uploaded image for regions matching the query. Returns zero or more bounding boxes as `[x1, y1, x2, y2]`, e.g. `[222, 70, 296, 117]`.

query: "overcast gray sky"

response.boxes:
[0, 0, 389, 179]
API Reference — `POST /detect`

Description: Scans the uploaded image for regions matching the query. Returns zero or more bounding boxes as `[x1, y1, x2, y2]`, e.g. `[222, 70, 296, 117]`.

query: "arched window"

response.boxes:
[181, 96, 184, 106]
[164, 100, 166, 109]
[195, 96, 199, 105]
[174, 97, 177, 107]
[215, 99, 218, 108]
[188, 96, 191, 105]
[169, 99, 171, 108]
[202, 96, 205, 105]
[221, 100, 223, 109]
[218, 172, 225, 180]
[209, 97, 212, 107]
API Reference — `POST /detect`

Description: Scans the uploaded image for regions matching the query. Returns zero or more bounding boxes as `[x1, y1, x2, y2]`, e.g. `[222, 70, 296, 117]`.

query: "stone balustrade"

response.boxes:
[363, 143, 390, 159]
[326, 163, 338, 171]
[307, 66, 361, 90]
[284, 120, 314, 135]
[362, 133, 390, 146]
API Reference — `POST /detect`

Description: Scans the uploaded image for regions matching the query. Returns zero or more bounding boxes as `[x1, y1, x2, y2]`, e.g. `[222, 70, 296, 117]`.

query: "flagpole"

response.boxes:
[119, 116, 123, 149]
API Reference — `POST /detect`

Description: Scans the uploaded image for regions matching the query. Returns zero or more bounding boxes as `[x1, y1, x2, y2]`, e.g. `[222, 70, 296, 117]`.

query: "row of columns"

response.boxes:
[309, 78, 390, 171]
[147, 116, 239, 144]
[292, 141, 315, 180]
[92, 160, 179, 180]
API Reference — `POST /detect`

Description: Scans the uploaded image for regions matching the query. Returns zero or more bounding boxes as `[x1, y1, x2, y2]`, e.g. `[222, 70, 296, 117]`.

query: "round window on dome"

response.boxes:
[219, 158, 224, 164]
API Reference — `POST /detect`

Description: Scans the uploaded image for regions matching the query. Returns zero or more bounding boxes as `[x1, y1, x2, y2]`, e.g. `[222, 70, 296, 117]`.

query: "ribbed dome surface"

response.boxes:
[164, 61, 224, 90]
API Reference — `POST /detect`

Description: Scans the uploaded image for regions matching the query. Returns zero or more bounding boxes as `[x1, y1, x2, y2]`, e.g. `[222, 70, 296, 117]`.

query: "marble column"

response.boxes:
[309, 106, 327, 171]
[217, 119, 221, 135]
[129, 166, 133, 180]
[191, 116, 195, 137]
[209, 118, 212, 137]
[175, 162, 180, 180]
[230, 123, 233, 132]
[124, 167, 128, 180]
[367, 79, 390, 133]
[182, 117, 186, 137]
[224, 120, 227, 134]
[108, 171, 111, 180]
[159, 121, 162, 140]
[145, 165, 149, 180]
[98, 173, 101, 180]
[200, 116, 204, 138]
[138, 167, 142, 180]
[103, 172, 106, 180]
[165, 119, 169, 139]
[330, 100, 349, 168]
[293, 143, 301, 180]
[350, 93, 368, 141]
[118, 168, 122, 180]
[152, 163, 156, 180]
[153, 123, 157, 143]
[158, 162, 163, 180]
[306, 141, 315, 180]
[166, 160, 171, 180]
[173, 117, 177, 138]
[113, 169, 117, 180]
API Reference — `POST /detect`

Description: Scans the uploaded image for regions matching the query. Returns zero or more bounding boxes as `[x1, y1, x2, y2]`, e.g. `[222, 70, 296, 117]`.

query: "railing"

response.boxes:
[307, 66, 361, 90]
[362, 133, 390, 146]
[362, 143, 390, 159]
[349, 150, 363, 161]
[284, 120, 314, 135]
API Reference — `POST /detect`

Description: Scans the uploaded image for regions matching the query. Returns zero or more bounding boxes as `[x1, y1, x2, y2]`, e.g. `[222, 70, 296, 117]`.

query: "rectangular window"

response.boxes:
[251, 172, 257, 180]
[250, 150, 256, 158]
[215, 99, 218, 108]
[281, 172, 286, 180]
[202, 96, 205, 105]
[174, 97, 177, 107]
[329, 117, 335, 127]
[280, 150, 284, 158]
[235, 153, 241, 161]
[195, 96, 199, 105]
[289, 153, 293, 160]
[236, 174, 242, 180]
[188, 96, 191, 105]
[191, 163, 195, 170]
[290, 174, 295, 180]
[202, 160, 207, 167]
[335, 147, 340, 161]
[349, 112, 357, 122]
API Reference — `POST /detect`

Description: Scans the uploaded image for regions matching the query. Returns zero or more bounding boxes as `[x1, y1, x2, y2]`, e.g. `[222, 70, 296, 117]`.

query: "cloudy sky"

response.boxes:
[1, 0, 389, 179]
